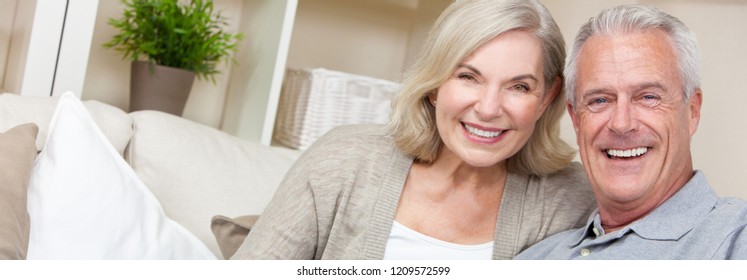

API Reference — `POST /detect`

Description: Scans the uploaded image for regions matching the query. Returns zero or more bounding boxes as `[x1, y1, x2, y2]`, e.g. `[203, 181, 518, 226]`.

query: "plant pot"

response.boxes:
[129, 61, 196, 115]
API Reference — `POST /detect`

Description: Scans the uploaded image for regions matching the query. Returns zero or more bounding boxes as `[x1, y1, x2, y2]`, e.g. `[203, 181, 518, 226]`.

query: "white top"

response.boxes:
[383, 221, 494, 260]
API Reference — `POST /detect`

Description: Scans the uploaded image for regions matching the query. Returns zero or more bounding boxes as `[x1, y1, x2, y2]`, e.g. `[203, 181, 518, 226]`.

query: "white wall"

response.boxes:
[285, 0, 450, 82]
[81, 0, 128, 107]
[403, 0, 452, 70]
[81, 0, 243, 128]
[1, 0, 35, 95]
[0, 0, 18, 92]
[221, 0, 298, 144]
[655, 0, 747, 200]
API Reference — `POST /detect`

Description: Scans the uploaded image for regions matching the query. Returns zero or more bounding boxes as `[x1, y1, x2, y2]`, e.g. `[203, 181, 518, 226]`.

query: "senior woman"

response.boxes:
[232, 0, 595, 260]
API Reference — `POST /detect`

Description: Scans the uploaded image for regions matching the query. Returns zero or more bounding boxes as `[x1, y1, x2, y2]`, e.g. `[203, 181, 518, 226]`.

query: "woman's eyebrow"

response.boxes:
[456, 64, 538, 83]
[456, 63, 482, 76]
[509, 74, 538, 82]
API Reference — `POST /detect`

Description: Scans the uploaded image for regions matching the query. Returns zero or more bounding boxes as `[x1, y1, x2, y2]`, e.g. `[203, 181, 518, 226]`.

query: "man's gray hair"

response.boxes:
[565, 5, 701, 108]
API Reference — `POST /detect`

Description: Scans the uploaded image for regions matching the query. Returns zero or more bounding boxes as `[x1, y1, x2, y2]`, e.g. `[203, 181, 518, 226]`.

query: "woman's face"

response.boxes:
[431, 30, 556, 167]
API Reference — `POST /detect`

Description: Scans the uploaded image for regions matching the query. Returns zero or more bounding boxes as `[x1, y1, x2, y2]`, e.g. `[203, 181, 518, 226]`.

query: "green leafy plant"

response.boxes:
[104, 0, 243, 82]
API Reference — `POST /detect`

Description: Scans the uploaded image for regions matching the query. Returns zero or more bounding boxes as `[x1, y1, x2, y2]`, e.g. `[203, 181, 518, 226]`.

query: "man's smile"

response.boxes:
[604, 147, 649, 159]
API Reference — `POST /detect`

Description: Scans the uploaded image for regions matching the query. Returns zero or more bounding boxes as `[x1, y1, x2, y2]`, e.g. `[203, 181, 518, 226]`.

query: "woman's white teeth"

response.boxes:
[464, 124, 502, 138]
[607, 147, 648, 158]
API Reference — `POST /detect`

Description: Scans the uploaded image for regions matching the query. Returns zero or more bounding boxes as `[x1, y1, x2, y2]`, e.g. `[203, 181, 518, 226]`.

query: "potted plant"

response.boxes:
[104, 0, 243, 115]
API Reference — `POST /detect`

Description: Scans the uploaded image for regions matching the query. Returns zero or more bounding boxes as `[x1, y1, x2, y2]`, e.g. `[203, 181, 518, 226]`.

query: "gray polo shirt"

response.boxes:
[515, 171, 747, 259]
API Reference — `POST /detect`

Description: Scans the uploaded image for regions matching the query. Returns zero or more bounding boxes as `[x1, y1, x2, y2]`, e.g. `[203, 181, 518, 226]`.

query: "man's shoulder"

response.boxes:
[714, 197, 747, 224]
[513, 226, 586, 259]
[698, 171, 747, 225]
[707, 197, 747, 259]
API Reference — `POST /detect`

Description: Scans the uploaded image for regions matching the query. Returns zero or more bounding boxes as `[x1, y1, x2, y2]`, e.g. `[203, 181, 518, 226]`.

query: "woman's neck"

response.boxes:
[426, 149, 509, 191]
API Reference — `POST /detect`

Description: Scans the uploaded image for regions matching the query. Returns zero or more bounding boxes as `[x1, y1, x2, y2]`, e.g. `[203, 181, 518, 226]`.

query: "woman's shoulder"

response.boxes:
[295, 124, 398, 167]
[320, 124, 391, 141]
[309, 124, 393, 152]
[538, 162, 595, 198]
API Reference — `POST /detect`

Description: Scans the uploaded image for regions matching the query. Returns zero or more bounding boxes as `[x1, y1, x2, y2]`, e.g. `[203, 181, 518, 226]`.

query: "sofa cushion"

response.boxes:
[210, 215, 258, 259]
[26, 93, 216, 259]
[0, 123, 38, 259]
[127, 110, 300, 258]
[0, 93, 132, 155]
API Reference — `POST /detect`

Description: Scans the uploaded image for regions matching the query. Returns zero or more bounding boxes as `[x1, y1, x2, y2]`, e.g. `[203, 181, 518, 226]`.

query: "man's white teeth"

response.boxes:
[464, 124, 502, 138]
[607, 147, 648, 158]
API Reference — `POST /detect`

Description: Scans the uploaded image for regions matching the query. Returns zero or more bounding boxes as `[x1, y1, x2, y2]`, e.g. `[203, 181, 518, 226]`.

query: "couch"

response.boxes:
[0, 93, 301, 259]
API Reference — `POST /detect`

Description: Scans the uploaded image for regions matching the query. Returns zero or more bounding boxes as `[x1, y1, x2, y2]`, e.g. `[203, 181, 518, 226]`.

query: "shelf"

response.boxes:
[221, 0, 449, 146]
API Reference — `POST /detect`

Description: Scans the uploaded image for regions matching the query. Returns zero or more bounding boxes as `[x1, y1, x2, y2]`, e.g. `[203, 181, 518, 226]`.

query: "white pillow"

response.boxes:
[26, 92, 216, 259]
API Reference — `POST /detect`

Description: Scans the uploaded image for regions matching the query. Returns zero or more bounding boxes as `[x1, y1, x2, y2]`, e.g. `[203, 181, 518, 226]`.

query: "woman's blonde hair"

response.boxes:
[386, 0, 574, 176]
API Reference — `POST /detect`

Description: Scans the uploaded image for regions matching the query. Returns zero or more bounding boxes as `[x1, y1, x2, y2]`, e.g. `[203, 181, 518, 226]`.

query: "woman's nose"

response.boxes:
[474, 89, 504, 120]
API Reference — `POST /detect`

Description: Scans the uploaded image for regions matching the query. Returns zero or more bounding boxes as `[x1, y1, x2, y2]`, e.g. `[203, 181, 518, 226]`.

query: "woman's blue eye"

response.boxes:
[458, 73, 476, 81]
[512, 84, 530, 92]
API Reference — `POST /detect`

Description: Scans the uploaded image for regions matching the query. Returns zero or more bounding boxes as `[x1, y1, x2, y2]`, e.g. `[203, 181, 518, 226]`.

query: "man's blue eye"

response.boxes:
[587, 97, 610, 112]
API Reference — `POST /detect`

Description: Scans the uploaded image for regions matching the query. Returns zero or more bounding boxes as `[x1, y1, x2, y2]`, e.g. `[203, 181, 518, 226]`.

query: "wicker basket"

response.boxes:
[273, 68, 399, 150]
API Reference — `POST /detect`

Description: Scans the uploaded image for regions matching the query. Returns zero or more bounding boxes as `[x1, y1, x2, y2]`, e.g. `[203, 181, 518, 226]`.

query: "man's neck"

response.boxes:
[597, 171, 695, 234]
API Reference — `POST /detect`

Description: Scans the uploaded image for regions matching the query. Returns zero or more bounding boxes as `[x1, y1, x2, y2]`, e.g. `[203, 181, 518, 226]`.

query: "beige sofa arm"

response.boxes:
[0, 93, 133, 156]
[126, 110, 300, 258]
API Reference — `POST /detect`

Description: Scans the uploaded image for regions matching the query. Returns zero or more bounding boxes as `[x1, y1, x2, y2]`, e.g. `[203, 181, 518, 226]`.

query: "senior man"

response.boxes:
[515, 4, 747, 259]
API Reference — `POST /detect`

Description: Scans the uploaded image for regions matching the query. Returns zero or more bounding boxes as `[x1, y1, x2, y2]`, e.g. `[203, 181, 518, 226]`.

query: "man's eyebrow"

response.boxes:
[581, 82, 669, 98]
[632, 82, 668, 92]
[581, 88, 610, 98]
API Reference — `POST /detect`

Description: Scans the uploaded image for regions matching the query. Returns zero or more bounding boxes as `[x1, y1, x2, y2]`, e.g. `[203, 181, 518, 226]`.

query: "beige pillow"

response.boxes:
[210, 215, 259, 259]
[0, 123, 39, 260]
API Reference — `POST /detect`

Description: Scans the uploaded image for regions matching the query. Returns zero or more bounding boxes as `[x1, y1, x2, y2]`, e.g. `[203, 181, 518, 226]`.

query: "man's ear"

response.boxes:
[688, 89, 703, 136]
[567, 102, 580, 134]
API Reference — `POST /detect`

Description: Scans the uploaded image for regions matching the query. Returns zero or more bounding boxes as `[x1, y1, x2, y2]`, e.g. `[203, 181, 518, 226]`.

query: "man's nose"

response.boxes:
[608, 100, 638, 134]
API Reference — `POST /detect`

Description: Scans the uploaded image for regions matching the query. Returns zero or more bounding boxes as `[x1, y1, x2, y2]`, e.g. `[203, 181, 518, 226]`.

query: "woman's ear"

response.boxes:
[427, 90, 438, 106]
[541, 77, 562, 112]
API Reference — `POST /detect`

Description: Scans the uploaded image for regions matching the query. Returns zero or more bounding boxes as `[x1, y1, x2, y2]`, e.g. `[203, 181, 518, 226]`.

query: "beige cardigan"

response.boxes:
[232, 124, 596, 259]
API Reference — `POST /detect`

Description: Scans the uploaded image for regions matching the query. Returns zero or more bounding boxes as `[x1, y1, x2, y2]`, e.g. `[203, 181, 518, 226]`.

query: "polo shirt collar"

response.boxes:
[571, 171, 716, 244]
[571, 211, 601, 246]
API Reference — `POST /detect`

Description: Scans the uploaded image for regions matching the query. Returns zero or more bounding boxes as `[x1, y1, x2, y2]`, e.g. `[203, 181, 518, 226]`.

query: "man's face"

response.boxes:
[569, 30, 702, 217]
